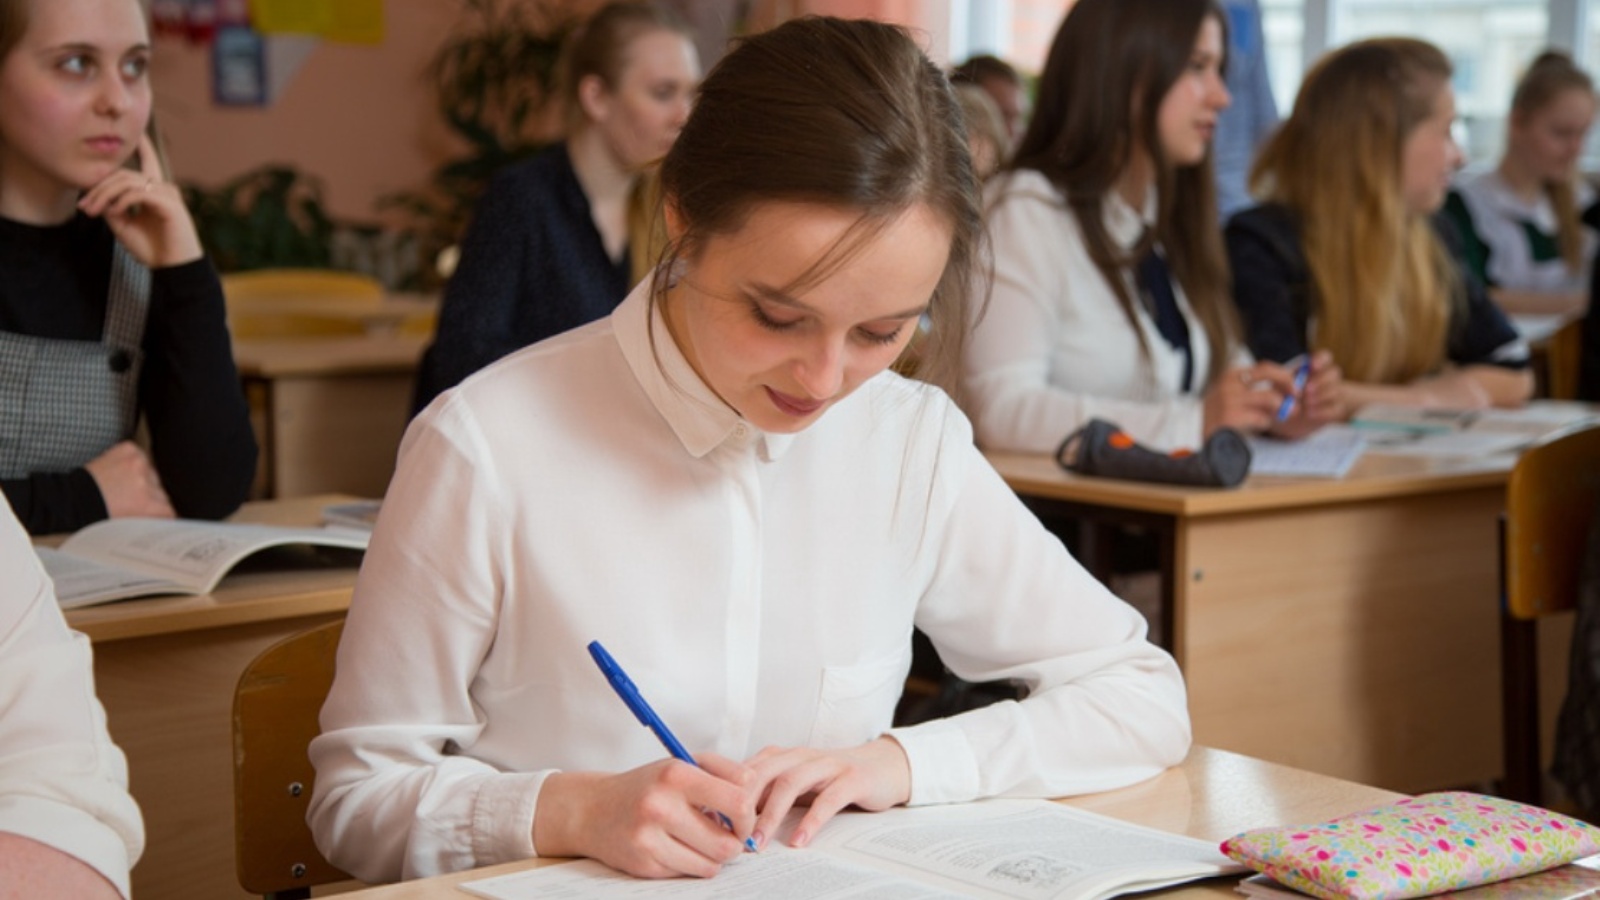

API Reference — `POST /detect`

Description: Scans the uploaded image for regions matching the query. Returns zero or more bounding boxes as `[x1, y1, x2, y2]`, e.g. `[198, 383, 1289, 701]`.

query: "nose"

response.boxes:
[1212, 72, 1232, 111]
[94, 71, 134, 117]
[792, 335, 846, 400]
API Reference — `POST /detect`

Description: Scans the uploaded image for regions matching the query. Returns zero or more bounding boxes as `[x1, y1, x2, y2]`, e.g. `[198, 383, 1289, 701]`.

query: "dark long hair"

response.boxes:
[1007, 0, 1235, 386]
[652, 16, 983, 397]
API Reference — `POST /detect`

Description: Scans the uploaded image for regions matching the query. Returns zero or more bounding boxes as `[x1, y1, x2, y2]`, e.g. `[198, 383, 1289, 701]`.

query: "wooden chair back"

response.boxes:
[1500, 423, 1600, 804]
[223, 269, 384, 339]
[1505, 425, 1600, 620]
[222, 269, 384, 303]
[1543, 318, 1585, 401]
[232, 619, 349, 899]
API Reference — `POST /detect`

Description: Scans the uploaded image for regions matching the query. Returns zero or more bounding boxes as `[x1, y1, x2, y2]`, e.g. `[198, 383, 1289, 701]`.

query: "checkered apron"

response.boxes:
[0, 244, 150, 478]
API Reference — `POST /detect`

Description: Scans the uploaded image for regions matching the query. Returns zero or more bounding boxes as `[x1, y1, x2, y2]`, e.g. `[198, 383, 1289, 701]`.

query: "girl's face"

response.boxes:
[1156, 14, 1230, 167]
[1509, 87, 1597, 183]
[0, 0, 150, 218]
[1400, 83, 1463, 215]
[585, 29, 699, 171]
[665, 201, 951, 434]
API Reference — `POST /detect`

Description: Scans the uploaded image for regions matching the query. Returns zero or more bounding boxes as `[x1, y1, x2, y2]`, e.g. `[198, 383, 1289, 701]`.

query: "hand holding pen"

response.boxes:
[1268, 350, 1347, 438]
[586, 641, 758, 850]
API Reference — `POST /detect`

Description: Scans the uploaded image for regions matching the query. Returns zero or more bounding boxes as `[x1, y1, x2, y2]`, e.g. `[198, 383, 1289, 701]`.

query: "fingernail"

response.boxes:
[751, 830, 765, 849]
[792, 829, 809, 848]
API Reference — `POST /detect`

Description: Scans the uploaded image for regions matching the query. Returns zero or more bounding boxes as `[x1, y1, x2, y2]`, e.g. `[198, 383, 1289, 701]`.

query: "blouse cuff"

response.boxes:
[470, 770, 550, 866]
[150, 257, 219, 301]
[0, 797, 135, 899]
[888, 723, 980, 806]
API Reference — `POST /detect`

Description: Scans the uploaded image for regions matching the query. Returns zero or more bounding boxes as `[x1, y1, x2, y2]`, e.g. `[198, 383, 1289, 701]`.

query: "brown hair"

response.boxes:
[1006, 0, 1237, 388]
[1251, 37, 1456, 384]
[652, 16, 982, 397]
[559, 1, 690, 132]
[1510, 50, 1596, 274]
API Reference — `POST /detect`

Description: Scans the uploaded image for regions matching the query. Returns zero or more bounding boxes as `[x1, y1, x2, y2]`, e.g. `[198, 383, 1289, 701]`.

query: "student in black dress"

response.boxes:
[0, 0, 256, 535]
[1227, 38, 1534, 413]
[412, 1, 699, 412]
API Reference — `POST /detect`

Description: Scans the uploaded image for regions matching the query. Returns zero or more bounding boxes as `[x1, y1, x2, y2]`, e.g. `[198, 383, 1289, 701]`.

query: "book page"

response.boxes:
[460, 800, 1243, 900]
[1247, 428, 1366, 478]
[57, 519, 369, 594]
[34, 547, 187, 610]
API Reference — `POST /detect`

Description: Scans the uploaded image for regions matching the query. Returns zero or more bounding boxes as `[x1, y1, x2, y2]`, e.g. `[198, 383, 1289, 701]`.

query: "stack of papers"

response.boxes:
[1350, 403, 1600, 459]
[1247, 428, 1367, 479]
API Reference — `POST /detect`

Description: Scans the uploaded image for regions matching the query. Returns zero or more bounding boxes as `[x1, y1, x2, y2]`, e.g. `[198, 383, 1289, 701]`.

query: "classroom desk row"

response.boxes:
[988, 443, 1575, 796]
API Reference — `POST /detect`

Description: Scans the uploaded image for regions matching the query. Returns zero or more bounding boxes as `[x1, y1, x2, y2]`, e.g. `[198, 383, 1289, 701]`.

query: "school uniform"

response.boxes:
[309, 279, 1192, 883]
[1443, 170, 1596, 295]
[1226, 203, 1531, 370]
[963, 170, 1236, 454]
[0, 498, 142, 898]
[0, 214, 257, 535]
[412, 143, 633, 413]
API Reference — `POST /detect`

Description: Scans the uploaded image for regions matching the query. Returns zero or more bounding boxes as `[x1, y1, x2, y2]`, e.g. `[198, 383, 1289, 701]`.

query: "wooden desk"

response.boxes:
[229, 293, 438, 337]
[233, 333, 427, 499]
[64, 496, 360, 900]
[989, 449, 1572, 794]
[330, 746, 1403, 899]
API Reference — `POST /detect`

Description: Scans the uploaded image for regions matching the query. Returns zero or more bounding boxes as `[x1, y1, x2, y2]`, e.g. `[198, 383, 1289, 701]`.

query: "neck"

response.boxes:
[1496, 155, 1545, 203]
[0, 158, 81, 225]
[567, 127, 639, 207]
[1116, 152, 1153, 212]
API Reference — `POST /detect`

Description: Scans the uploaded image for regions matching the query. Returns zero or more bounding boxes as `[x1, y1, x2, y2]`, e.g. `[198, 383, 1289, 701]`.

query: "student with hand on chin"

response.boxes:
[0, 0, 256, 535]
[310, 16, 1191, 885]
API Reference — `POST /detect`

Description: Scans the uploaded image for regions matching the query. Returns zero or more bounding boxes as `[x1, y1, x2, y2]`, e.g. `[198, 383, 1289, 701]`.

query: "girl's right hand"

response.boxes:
[85, 440, 176, 519]
[1203, 362, 1293, 437]
[533, 756, 756, 879]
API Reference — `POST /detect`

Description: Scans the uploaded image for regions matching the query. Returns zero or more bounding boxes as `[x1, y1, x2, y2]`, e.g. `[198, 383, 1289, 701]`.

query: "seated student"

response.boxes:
[0, 0, 257, 535]
[963, 0, 1340, 455]
[412, 1, 700, 412]
[1228, 38, 1535, 412]
[1443, 51, 1597, 318]
[950, 53, 1029, 150]
[309, 16, 1191, 884]
[0, 496, 143, 899]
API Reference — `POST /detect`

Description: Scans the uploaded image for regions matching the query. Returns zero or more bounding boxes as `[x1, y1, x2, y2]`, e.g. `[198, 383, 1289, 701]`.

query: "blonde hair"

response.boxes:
[1250, 37, 1456, 384]
[1510, 50, 1596, 275]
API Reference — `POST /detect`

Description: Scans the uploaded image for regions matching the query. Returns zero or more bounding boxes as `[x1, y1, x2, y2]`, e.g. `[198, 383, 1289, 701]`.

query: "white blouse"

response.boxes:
[0, 502, 142, 898]
[964, 170, 1227, 454]
[308, 280, 1192, 883]
[1452, 170, 1596, 295]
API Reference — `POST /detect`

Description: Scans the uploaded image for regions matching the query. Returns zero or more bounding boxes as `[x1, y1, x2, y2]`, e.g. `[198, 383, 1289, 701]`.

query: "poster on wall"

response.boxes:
[212, 25, 267, 105]
[251, 0, 385, 44]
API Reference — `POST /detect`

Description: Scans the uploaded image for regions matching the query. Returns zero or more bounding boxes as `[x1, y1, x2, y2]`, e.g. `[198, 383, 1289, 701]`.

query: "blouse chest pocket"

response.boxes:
[807, 650, 912, 750]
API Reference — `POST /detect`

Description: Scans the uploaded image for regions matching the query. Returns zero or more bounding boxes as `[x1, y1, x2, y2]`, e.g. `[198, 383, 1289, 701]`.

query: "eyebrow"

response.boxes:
[749, 284, 929, 321]
[44, 41, 151, 55]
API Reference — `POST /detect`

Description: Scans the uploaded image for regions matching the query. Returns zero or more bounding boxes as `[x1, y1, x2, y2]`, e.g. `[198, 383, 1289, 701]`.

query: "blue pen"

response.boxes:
[1276, 357, 1312, 422]
[587, 640, 759, 853]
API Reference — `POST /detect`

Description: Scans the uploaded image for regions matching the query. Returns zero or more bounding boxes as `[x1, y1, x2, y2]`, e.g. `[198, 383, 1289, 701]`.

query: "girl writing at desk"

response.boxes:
[1226, 38, 1535, 412]
[962, 0, 1343, 456]
[0, 0, 256, 534]
[311, 16, 1191, 884]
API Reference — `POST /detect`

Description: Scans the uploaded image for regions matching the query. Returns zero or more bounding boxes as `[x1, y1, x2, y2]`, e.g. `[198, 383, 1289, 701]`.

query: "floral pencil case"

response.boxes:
[1219, 792, 1600, 900]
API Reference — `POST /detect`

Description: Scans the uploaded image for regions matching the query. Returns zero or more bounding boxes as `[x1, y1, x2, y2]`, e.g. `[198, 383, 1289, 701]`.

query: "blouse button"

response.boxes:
[734, 425, 747, 438]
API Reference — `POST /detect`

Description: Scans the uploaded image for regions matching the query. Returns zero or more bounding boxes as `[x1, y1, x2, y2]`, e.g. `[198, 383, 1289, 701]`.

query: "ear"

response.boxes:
[577, 74, 611, 123]
[662, 194, 687, 243]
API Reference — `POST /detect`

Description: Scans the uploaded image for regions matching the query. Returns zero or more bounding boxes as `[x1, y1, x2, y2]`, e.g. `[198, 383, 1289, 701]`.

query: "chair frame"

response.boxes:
[232, 619, 350, 899]
[1499, 424, 1600, 804]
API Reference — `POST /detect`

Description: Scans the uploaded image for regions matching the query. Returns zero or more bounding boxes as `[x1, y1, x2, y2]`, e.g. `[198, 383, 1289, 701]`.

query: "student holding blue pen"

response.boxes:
[310, 16, 1192, 886]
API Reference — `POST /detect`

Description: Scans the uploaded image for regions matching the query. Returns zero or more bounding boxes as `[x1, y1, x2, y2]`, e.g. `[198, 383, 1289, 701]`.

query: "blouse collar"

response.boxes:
[612, 278, 796, 462]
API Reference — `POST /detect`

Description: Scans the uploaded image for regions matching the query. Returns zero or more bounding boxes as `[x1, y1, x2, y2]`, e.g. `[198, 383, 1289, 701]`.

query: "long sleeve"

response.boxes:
[1225, 205, 1312, 364]
[889, 431, 1192, 804]
[0, 502, 143, 897]
[1, 470, 107, 536]
[141, 258, 258, 521]
[963, 176, 1206, 454]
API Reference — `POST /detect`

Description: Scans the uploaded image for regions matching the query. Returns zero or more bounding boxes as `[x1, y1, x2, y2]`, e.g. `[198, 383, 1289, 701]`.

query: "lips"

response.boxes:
[85, 136, 125, 155]
[766, 387, 825, 417]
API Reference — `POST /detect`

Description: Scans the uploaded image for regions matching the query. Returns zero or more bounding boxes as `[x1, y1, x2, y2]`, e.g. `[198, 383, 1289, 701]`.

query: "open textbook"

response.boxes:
[1351, 402, 1600, 458]
[460, 798, 1247, 900]
[36, 518, 370, 609]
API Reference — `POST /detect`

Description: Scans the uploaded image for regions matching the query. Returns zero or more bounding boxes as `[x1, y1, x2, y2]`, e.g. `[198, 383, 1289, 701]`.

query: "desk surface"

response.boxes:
[61, 495, 360, 643]
[333, 746, 1403, 899]
[232, 332, 429, 378]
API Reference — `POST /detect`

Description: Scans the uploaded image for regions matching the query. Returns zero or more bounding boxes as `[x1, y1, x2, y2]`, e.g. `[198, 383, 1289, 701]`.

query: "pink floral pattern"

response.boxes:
[1220, 792, 1600, 900]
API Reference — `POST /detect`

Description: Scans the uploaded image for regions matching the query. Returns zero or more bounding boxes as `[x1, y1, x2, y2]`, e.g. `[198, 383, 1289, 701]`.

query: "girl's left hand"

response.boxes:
[78, 134, 204, 269]
[744, 736, 911, 851]
[1270, 350, 1348, 438]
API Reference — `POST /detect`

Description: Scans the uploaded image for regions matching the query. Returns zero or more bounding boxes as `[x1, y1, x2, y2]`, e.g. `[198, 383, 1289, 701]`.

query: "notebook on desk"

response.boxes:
[1247, 428, 1367, 478]
[1350, 403, 1600, 459]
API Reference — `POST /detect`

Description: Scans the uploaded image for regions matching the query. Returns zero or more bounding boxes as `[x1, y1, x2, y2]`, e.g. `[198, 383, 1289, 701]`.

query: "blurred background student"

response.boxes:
[0, 491, 142, 900]
[950, 53, 1030, 151]
[1443, 51, 1597, 318]
[0, 0, 256, 535]
[963, 0, 1333, 456]
[953, 82, 1008, 182]
[412, 1, 698, 412]
[1228, 37, 1534, 413]
[1212, 0, 1279, 221]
